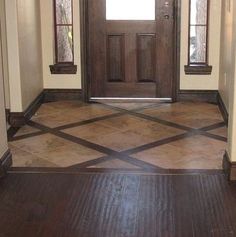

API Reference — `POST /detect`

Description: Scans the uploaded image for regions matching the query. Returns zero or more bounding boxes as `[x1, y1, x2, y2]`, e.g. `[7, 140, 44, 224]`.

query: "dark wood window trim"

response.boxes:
[50, 0, 77, 74]
[185, 0, 212, 75]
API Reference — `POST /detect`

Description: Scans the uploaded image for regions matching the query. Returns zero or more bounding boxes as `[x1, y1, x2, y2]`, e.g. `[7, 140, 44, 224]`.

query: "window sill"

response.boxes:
[184, 64, 212, 75]
[49, 64, 77, 74]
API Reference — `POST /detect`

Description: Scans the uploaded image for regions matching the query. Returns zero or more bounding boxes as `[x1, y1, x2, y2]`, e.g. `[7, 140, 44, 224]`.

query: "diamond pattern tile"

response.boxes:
[9, 101, 227, 171]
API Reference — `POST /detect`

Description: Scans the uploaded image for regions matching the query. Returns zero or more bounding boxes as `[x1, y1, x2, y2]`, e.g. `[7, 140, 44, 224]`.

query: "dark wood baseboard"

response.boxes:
[7, 89, 82, 128]
[8, 92, 45, 127]
[178, 90, 218, 103]
[0, 149, 12, 177]
[44, 89, 82, 102]
[217, 93, 229, 125]
[223, 151, 236, 181]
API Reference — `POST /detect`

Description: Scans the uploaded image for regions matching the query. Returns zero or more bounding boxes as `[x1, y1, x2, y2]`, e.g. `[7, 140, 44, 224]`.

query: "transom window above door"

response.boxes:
[106, 0, 156, 20]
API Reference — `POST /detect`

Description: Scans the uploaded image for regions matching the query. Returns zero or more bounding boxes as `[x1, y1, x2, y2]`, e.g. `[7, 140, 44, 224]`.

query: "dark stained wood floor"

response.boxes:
[0, 172, 236, 237]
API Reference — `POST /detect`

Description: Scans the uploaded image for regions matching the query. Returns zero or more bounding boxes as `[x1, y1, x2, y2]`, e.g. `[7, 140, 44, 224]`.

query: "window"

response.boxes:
[185, 0, 212, 75]
[50, 0, 77, 74]
[106, 0, 155, 20]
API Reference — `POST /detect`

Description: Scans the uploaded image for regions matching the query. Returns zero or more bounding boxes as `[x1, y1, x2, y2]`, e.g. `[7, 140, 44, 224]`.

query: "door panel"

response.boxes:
[88, 0, 175, 99]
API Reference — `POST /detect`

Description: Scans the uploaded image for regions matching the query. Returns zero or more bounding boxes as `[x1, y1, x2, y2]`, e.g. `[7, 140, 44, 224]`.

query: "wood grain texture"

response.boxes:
[0, 173, 236, 237]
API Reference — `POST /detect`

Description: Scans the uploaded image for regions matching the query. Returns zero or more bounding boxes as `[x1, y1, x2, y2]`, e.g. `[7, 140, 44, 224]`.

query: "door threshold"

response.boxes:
[90, 98, 172, 103]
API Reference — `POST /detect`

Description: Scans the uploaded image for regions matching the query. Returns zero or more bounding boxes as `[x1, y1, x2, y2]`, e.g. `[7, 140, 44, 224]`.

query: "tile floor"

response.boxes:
[8, 100, 227, 172]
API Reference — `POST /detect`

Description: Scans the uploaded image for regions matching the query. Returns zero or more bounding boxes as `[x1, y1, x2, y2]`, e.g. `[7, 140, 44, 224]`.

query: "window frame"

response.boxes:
[185, 0, 212, 75]
[50, 0, 77, 74]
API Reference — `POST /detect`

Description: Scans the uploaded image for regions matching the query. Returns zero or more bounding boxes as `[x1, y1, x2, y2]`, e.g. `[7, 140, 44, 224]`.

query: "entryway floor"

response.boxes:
[8, 100, 227, 173]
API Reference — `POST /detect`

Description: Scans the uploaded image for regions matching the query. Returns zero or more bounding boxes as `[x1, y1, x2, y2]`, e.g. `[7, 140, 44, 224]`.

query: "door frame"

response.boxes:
[80, 0, 181, 102]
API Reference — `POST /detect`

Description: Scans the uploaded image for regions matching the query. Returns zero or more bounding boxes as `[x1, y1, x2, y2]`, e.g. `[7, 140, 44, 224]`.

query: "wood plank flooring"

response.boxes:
[0, 172, 236, 237]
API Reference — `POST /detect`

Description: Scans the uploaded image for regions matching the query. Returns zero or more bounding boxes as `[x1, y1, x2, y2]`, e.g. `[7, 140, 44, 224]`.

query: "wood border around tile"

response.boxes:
[223, 151, 236, 181]
[0, 149, 12, 177]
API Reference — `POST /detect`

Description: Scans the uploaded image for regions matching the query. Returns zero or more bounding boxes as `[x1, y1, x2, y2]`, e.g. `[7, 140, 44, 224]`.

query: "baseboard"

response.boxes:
[223, 151, 236, 181]
[217, 93, 229, 125]
[0, 149, 12, 177]
[9, 91, 45, 127]
[44, 89, 82, 102]
[178, 90, 218, 103]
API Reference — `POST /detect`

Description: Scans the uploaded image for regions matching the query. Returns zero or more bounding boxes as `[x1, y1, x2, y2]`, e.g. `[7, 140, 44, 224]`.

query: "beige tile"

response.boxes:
[10, 134, 105, 167]
[99, 114, 154, 132]
[10, 145, 58, 167]
[32, 104, 116, 128]
[63, 122, 119, 140]
[32, 112, 84, 128]
[36, 144, 104, 167]
[141, 102, 224, 128]
[209, 126, 228, 138]
[10, 134, 75, 155]
[88, 131, 155, 151]
[126, 122, 185, 140]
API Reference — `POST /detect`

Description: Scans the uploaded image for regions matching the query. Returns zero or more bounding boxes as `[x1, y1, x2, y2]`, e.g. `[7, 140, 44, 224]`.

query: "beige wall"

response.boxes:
[4, 0, 43, 112]
[180, 0, 222, 90]
[0, 0, 10, 110]
[5, 0, 22, 112]
[17, 0, 43, 110]
[0, 17, 9, 158]
[40, 0, 82, 89]
[225, 0, 236, 162]
[219, 0, 233, 111]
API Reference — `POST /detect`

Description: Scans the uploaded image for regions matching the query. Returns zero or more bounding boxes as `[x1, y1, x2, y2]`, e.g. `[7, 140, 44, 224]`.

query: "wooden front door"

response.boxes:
[88, 0, 175, 99]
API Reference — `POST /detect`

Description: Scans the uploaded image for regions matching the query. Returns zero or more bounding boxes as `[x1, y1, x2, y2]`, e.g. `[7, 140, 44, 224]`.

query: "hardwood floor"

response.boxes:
[0, 172, 236, 237]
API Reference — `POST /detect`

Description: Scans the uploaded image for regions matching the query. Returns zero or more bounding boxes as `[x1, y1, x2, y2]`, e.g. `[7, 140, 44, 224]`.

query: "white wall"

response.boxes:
[180, 0, 222, 90]
[40, 0, 82, 89]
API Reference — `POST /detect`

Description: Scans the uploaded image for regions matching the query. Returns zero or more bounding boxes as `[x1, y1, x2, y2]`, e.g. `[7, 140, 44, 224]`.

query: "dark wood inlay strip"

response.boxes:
[27, 120, 164, 171]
